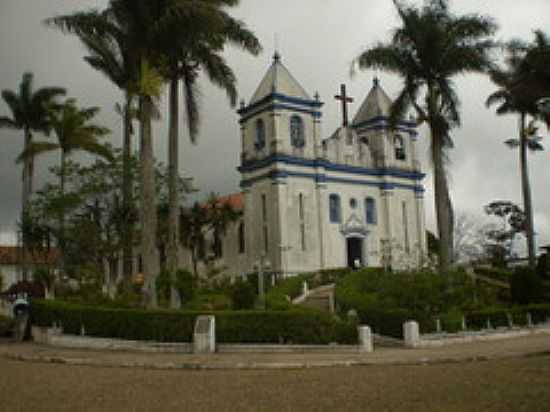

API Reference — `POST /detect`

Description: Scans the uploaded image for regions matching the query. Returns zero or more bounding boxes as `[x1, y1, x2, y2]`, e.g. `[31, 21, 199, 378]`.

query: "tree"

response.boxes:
[179, 194, 241, 278]
[158, 0, 261, 308]
[352, 0, 497, 271]
[453, 212, 487, 264]
[18, 99, 111, 272]
[487, 31, 550, 267]
[46, 9, 140, 282]
[0, 73, 66, 279]
[0, 73, 66, 210]
[483, 200, 527, 267]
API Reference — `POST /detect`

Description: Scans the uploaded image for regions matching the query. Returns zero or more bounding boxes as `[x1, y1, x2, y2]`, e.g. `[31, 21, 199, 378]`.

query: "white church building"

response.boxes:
[184, 53, 427, 277]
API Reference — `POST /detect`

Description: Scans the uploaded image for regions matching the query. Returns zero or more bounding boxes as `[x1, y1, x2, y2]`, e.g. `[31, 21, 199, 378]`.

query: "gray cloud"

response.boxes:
[1, 0, 550, 251]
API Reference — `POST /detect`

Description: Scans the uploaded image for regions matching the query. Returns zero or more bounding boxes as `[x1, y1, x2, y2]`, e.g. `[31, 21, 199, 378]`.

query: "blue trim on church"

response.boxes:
[240, 169, 425, 194]
[353, 116, 418, 137]
[238, 92, 324, 115]
[239, 104, 322, 123]
[238, 93, 324, 123]
[238, 154, 426, 181]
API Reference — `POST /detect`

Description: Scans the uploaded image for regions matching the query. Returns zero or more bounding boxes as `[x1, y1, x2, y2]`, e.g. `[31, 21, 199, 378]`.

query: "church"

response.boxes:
[183, 53, 427, 277]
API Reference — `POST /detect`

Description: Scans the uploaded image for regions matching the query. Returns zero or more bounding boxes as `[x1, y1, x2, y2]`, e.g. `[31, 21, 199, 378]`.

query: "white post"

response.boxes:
[403, 321, 420, 348]
[357, 326, 373, 353]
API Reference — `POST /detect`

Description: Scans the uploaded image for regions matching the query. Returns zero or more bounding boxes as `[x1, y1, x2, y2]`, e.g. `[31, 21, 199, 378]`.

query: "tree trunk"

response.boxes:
[431, 127, 452, 272]
[21, 128, 32, 281]
[59, 149, 67, 276]
[139, 96, 159, 309]
[167, 77, 181, 309]
[122, 92, 134, 283]
[519, 113, 536, 268]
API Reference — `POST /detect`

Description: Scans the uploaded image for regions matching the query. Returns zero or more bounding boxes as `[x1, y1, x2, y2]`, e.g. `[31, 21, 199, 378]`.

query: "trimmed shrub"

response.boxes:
[465, 304, 550, 330]
[31, 300, 357, 344]
[510, 267, 544, 305]
[473, 267, 513, 283]
[230, 280, 256, 310]
[0, 315, 14, 337]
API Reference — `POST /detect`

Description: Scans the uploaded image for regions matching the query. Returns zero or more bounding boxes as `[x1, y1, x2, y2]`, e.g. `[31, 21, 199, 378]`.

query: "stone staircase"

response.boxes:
[292, 284, 335, 313]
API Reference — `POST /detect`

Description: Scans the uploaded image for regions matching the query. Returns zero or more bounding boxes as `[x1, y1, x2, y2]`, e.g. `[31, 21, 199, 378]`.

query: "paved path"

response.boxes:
[1, 334, 549, 370]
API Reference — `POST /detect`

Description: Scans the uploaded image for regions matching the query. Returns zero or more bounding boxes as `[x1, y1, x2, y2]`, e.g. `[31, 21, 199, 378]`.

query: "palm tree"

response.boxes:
[158, 0, 261, 307]
[487, 31, 550, 267]
[46, 9, 140, 283]
[0, 73, 66, 213]
[17, 99, 111, 267]
[352, 0, 497, 271]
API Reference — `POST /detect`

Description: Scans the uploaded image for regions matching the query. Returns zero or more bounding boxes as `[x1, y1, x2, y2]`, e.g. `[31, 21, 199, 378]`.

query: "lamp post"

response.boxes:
[254, 253, 271, 310]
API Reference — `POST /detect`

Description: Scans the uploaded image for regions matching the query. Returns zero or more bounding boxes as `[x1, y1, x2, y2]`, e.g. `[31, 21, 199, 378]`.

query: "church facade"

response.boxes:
[184, 53, 427, 277]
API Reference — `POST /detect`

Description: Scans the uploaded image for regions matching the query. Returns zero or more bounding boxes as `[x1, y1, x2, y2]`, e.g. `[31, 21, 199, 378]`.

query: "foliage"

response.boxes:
[510, 267, 544, 305]
[465, 304, 550, 330]
[0, 272, 4, 292]
[230, 279, 256, 310]
[31, 300, 357, 344]
[265, 274, 311, 310]
[483, 201, 526, 266]
[0, 316, 14, 337]
[352, 0, 497, 270]
[179, 194, 241, 277]
[334, 268, 499, 337]
[32, 266, 56, 292]
[473, 266, 513, 283]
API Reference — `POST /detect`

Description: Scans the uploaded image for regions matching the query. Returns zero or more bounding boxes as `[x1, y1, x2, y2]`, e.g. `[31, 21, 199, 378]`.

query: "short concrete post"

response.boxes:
[461, 316, 467, 331]
[302, 281, 308, 296]
[486, 318, 492, 330]
[507, 313, 514, 329]
[193, 315, 216, 354]
[527, 312, 533, 328]
[403, 321, 420, 348]
[357, 326, 373, 353]
[436, 318, 442, 334]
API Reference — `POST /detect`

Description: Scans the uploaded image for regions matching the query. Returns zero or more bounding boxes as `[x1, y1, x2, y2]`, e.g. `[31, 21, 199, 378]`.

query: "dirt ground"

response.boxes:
[0, 355, 549, 412]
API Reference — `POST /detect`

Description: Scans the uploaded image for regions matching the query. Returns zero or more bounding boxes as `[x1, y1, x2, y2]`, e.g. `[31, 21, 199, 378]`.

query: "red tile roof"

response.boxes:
[0, 246, 60, 265]
[201, 193, 244, 211]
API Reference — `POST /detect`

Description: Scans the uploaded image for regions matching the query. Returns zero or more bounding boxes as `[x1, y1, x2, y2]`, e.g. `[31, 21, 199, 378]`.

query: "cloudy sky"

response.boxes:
[1, 0, 550, 250]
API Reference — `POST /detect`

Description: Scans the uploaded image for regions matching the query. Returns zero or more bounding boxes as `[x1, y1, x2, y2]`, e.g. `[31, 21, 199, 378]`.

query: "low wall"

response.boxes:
[403, 321, 550, 348]
[31, 325, 373, 354]
[32, 326, 193, 353]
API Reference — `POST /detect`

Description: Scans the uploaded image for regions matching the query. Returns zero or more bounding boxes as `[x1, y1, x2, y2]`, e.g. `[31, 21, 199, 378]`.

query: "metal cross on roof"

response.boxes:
[335, 84, 354, 127]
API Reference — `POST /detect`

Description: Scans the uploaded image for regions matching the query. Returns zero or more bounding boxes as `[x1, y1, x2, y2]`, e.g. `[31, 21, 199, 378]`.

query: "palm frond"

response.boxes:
[504, 138, 520, 148]
[0, 116, 19, 130]
[16, 141, 59, 163]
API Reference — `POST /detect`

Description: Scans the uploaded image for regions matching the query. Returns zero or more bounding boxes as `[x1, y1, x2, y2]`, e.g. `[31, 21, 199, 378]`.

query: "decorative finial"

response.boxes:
[373, 76, 380, 87]
[273, 51, 281, 62]
[314, 91, 320, 102]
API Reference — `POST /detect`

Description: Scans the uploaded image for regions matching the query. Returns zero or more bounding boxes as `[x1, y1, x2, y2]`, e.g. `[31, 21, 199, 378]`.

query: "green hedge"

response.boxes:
[465, 304, 550, 330]
[31, 300, 357, 344]
[0, 315, 14, 337]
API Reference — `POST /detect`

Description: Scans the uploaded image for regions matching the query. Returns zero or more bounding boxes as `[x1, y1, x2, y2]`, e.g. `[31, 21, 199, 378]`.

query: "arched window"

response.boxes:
[255, 118, 266, 150]
[394, 134, 406, 160]
[329, 194, 341, 223]
[366, 197, 377, 225]
[290, 115, 305, 148]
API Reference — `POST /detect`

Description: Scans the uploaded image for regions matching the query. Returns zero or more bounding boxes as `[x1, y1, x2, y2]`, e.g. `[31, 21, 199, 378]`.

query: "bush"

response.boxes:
[0, 315, 14, 337]
[465, 304, 550, 330]
[510, 267, 544, 305]
[473, 266, 513, 283]
[31, 300, 357, 344]
[230, 280, 256, 310]
[265, 274, 312, 310]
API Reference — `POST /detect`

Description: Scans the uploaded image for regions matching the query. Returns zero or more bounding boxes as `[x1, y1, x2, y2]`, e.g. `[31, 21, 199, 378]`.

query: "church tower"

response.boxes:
[238, 53, 325, 274]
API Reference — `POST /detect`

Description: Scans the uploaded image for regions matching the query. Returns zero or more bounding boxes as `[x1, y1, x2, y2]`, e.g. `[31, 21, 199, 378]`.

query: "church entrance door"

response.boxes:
[347, 237, 363, 269]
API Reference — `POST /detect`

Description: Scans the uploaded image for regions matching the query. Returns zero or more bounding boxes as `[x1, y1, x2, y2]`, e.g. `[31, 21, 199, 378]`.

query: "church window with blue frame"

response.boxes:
[290, 115, 305, 148]
[255, 118, 266, 150]
[366, 197, 377, 224]
[394, 134, 406, 161]
[329, 194, 342, 223]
